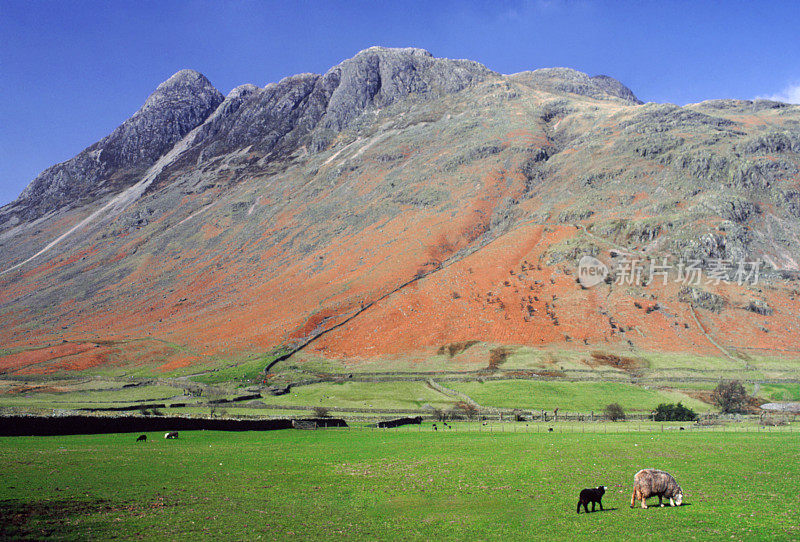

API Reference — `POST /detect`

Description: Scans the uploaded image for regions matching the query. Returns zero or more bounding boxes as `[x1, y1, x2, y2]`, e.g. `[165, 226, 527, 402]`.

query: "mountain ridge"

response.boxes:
[1, 47, 799, 379]
[2, 47, 640, 226]
[4, 69, 224, 225]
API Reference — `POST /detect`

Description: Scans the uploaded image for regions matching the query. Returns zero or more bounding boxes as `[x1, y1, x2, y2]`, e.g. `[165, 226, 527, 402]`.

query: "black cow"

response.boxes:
[136, 434, 147, 442]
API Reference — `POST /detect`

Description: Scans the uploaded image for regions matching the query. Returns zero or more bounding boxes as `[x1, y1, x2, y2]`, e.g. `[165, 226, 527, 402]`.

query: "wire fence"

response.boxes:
[321, 419, 800, 434]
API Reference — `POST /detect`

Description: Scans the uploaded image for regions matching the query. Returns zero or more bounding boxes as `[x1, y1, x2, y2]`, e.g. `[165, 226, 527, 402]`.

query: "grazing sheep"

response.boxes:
[164, 431, 179, 439]
[630, 469, 683, 508]
[136, 434, 147, 442]
[577, 485, 606, 513]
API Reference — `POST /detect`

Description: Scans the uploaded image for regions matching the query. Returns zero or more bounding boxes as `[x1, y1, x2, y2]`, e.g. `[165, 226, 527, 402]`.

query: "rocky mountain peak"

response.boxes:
[141, 69, 220, 110]
[172, 47, 499, 164]
[5, 70, 224, 224]
[355, 46, 435, 58]
[227, 83, 261, 100]
[589, 74, 642, 104]
[510, 67, 642, 104]
[318, 46, 497, 132]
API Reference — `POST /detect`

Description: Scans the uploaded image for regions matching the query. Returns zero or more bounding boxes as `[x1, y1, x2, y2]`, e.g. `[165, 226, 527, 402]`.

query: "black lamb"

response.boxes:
[577, 485, 607, 513]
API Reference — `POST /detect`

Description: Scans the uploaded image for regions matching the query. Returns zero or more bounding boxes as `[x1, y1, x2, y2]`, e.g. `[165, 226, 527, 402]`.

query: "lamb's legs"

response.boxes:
[659, 495, 664, 507]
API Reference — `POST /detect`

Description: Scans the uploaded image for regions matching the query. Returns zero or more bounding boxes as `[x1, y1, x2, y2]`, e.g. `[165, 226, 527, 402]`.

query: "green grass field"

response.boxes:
[447, 380, 710, 412]
[2, 376, 798, 416]
[1, 429, 798, 540]
[0, 384, 182, 410]
[257, 381, 457, 410]
[759, 383, 800, 402]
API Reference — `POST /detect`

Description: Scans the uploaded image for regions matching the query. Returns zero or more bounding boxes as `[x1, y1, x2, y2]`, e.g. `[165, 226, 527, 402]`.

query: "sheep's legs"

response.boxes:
[659, 496, 664, 507]
[632, 488, 648, 508]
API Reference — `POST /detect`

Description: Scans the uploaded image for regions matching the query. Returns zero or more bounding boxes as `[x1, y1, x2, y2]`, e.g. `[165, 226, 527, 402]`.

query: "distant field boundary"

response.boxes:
[280, 372, 800, 388]
[0, 416, 346, 436]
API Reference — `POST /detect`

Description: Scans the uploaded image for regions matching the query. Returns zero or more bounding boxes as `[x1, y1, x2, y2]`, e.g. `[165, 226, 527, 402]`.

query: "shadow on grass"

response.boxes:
[0, 497, 178, 538]
[0, 499, 114, 539]
[632, 502, 692, 510]
[577, 507, 618, 514]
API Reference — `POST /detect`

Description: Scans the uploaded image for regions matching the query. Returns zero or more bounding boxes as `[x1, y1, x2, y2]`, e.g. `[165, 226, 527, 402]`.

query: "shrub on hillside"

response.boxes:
[653, 402, 698, 422]
[438, 340, 479, 357]
[604, 403, 626, 421]
[312, 406, 331, 418]
[488, 347, 511, 370]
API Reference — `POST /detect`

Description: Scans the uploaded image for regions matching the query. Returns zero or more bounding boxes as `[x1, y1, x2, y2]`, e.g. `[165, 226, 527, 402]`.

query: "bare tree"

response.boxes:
[456, 401, 479, 420]
[712, 380, 748, 413]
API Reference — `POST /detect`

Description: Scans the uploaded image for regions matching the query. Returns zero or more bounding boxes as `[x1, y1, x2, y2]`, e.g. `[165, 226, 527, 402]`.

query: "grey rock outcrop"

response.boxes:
[180, 47, 496, 163]
[319, 46, 495, 131]
[589, 74, 642, 104]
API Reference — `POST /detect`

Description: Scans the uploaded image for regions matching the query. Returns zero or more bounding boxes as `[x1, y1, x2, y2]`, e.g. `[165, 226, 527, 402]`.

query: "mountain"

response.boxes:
[1, 47, 799, 379]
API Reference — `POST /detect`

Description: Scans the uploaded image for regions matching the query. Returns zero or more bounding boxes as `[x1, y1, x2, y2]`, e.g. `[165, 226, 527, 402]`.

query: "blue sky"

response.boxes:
[2, 0, 799, 205]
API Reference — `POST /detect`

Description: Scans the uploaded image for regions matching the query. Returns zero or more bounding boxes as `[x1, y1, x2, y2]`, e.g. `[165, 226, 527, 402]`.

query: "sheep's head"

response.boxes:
[674, 492, 683, 506]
